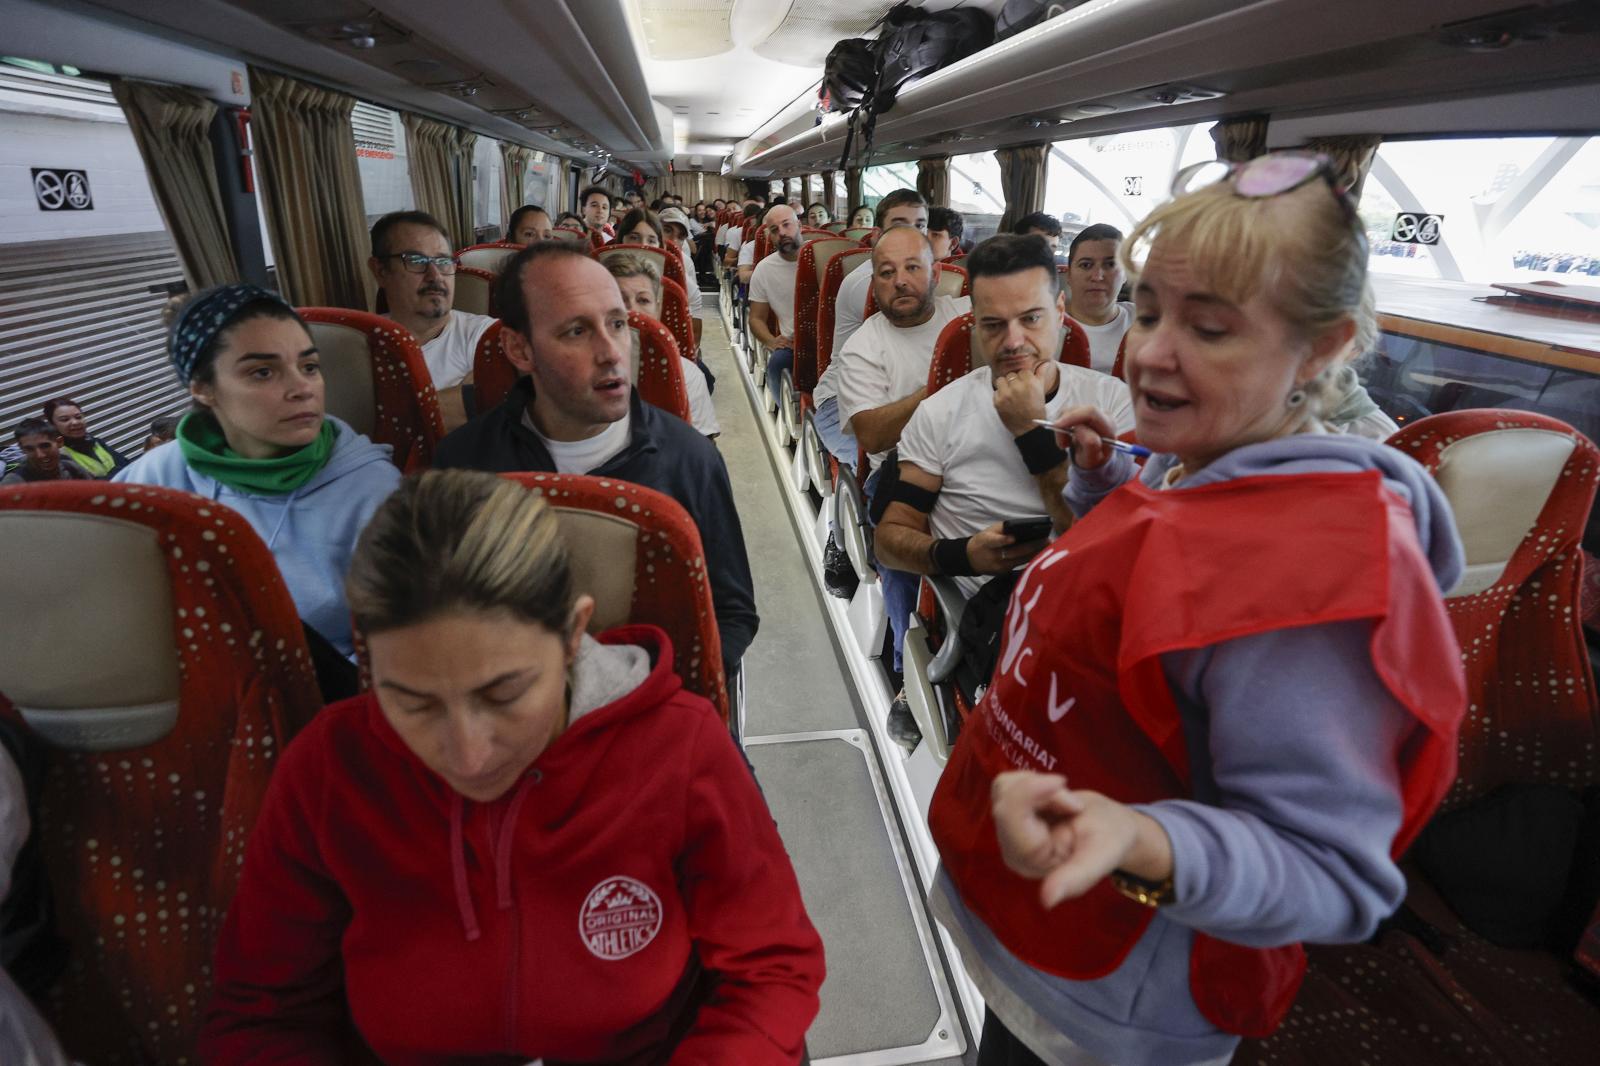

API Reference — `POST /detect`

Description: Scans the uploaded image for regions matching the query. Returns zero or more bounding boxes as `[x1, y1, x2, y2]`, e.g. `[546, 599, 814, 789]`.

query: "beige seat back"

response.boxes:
[304, 320, 379, 436]
[552, 509, 640, 632]
[454, 269, 493, 317]
[458, 246, 519, 273]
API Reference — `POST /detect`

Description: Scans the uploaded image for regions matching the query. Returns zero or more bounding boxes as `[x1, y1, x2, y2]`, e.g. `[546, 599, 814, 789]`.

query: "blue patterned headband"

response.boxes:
[169, 284, 295, 385]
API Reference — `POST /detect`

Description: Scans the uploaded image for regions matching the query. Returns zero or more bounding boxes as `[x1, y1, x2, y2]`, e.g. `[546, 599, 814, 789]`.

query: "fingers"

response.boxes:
[1040, 826, 1127, 908]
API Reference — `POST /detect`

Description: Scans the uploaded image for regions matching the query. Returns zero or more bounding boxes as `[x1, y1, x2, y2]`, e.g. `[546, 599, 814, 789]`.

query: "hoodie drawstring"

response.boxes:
[449, 772, 541, 940]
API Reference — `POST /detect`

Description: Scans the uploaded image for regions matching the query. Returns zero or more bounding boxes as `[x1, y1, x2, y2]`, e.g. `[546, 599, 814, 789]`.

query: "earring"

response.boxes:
[1286, 388, 1307, 409]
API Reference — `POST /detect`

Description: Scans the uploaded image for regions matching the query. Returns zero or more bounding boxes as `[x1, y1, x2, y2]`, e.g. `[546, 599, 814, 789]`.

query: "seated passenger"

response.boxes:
[807, 202, 832, 227]
[114, 284, 401, 696]
[848, 204, 875, 229]
[603, 253, 720, 438]
[201, 469, 823, 1064]
[927, 152, 1465, 1066]
[143, 413, 180, 453]
[656, 207, 704, 346]
[41, 397, 129, 477]
[928, 206, 965, 260]
[433, 244, 757, 688]
[578, 185, 615, 239]
[1064, 223, 1135, 374]
[369, 210, 492, 433]
[832, 190, 929, 357]
[1012, 210, 1064, 255]
[747, 204, 804, 404]
[555, 210, 586, 233]
[874, 234, 1133, 601]
[1, 418, 91, 484]
[734, 204, 762, 284]
[617, 206, 665, 250]
[507, 204, 555, 244]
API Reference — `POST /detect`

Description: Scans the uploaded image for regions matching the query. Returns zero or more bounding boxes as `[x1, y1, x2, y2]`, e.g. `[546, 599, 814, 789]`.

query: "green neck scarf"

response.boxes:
[177, 412, 336, 495]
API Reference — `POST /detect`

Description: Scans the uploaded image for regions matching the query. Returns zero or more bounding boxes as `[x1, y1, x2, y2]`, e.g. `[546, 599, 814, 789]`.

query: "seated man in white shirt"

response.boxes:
[602, 252, 720, 439]
[369, 210, 495, 433]
[831, 189, 929, 358]
[747, 204, 804, 404]
[878, 232, 1135, 600]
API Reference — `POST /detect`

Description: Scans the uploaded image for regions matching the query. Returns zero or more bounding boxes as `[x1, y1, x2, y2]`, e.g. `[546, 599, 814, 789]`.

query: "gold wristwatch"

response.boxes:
[1111, 869, 1175, 908]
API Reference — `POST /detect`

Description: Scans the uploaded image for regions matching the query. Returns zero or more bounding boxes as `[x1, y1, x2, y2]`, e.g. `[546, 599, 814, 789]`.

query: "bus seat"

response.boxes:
[500, 473, 728, 723]
[1111, 332, 1128, 380]
[471, 321, 518, 413]
[550, 226, 588, 245]
[0, 481, 321, 1065]
[456, 241, 521, 273]
[452, 266, 497, 317]
[794, 237, 858, 393]
[593, 242, 688, 294]
[941, 252, 967, 264]
[824, 221, 848, 233]
[298, 308, 445, 473]
[844, 227, 878, 243]
[817, 247, 873, 384]
[863, 262, 970, 318]
[754, 229, 771, 264]
[587, 229, 607, 251]
[629, 311, 693, 424]
[659, 276, 696, 360]
[1389, 409, 1600, 809]
[929, 312, 1091, 393]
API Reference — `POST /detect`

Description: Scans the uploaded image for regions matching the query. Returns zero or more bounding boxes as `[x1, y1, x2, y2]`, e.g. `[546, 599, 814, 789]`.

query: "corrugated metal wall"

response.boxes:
[0, 232, 190, 456]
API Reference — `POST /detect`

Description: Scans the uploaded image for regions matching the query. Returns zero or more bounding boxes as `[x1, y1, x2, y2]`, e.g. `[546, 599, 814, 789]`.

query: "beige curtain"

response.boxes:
[248, 67, 370, 309]
[501, 142, 534, 222]
[995, 143, 1047, 233]
[845, 167, 863, 213]
[1210, 116, 1270, 163]
[917, 155, 950, 208]
[820, 169, 838, 216]
[1301, 134, 1383, 199]
[404, 113, 476, 248]
[110, 79, 238, 291]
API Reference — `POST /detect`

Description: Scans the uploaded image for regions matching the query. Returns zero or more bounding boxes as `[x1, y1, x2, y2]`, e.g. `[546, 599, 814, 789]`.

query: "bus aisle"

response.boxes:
[701, 313, 969, 1064]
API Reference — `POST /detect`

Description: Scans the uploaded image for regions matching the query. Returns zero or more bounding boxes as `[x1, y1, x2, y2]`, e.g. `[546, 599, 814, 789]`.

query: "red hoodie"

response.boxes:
[201, 625, 823, 1064]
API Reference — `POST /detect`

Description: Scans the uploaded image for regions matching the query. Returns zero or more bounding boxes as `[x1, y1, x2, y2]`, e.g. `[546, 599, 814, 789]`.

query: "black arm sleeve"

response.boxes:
[693, 450, 760, 673]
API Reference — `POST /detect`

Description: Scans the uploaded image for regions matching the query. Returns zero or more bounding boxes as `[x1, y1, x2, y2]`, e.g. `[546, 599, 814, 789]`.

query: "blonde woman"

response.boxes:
[928, 154, 1467, 1066]
[203, 470, 823, 1064]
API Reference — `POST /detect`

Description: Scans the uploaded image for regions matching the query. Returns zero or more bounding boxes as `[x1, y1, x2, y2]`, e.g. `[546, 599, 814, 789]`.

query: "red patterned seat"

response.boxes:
[1238, 409, 1600, 1066]
[844, 226, 879, 244]
[594, 242, 688, 294]
[816, 247, 873, 388]
[456, 241, 522, 273]
[927, 311, 1090, 394]
[753, 228, 772, 264]
[794, 237, 861, 395]
[0, 481, 323, 1065]
[499, 474, 727, 722]
[471, 320, 518, 413]
[297, 307, 444, 472]
[451, 265, 498, 318]
[1110, 332, 1129, 380]
[863, 262, 969, 318]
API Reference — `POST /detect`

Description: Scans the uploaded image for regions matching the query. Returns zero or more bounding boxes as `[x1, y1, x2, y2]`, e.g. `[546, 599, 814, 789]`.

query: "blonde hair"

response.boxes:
[603, 252, 662, 303]
[345, 470, 575, 637]
[1121, 177, 1373, 418]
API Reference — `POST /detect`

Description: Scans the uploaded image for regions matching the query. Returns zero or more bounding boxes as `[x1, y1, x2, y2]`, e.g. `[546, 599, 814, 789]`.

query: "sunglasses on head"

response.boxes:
[1171, 151, 1365, 239]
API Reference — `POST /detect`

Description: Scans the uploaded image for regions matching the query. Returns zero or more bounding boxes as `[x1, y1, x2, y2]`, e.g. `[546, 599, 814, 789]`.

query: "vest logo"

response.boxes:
[579, 876, 663, 960]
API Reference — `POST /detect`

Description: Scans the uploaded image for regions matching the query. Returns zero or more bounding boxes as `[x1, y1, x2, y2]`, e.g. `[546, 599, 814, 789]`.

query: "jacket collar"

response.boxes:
[500, 378, 660, 472]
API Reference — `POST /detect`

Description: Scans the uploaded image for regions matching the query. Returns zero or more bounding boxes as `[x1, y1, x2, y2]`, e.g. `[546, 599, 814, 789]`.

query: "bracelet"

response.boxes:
[1110, 869, 1175, 908]
[929, 537, 976, 577]
[1013, 426, 1068, 475]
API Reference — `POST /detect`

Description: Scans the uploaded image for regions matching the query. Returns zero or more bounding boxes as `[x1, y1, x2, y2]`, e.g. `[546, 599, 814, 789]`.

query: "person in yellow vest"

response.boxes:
[42, 397, 129, 478]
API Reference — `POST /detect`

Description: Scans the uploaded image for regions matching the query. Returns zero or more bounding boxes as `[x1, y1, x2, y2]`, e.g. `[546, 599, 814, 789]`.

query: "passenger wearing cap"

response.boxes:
[115, 284, 401, 700]
[657, 206, 704, 348]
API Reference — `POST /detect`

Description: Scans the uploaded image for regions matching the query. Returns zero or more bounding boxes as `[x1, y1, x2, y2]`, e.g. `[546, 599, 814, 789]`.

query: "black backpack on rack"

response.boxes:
[995, 0, 1086, 42]
[821, 37, 879, 113]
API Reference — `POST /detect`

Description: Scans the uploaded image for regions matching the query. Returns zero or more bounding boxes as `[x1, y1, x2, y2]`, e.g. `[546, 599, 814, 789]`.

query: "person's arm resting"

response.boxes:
[748, 300, 781, 350]
[848, 388, 928, 457]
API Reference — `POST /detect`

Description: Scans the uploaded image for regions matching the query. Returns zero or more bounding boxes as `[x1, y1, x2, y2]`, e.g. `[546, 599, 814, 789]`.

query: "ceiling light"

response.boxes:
[1077, 103, 1116, 115]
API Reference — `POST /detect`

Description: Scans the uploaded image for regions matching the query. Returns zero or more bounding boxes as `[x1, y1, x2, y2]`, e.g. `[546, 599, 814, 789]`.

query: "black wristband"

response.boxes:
[930, 537, 977, 577]
[1013, 426, 1068, 475]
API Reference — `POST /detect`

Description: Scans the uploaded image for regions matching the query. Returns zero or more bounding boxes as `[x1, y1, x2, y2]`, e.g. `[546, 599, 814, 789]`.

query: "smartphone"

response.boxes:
[1001, 517, 1053, 543]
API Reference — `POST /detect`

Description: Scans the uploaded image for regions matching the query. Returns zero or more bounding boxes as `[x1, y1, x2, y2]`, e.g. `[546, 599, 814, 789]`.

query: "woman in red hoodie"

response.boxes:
[201, 470, 824, 1064]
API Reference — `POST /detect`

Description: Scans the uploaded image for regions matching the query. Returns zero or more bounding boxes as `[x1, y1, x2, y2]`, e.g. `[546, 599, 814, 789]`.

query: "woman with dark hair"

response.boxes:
[616, 206, 665, 248]
[114, 283, 401, 698]
[847, 203, 874, 229]
[41, 397, 129, 477]
[202, 470, 824, 1063]
[806, 202, 832, 227]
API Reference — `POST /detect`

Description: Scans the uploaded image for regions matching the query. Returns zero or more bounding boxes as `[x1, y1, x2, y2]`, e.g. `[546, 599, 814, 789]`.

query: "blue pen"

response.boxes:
[1031, 419, 1153, 459]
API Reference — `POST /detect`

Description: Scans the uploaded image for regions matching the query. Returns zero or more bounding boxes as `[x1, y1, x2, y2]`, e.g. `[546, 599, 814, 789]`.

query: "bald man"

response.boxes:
[747, 203, 804, 404]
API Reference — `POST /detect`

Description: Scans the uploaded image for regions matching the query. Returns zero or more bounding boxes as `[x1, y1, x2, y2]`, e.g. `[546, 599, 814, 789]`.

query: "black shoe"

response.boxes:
[822, 533, 858, 600]
[887, 694, 921, 756]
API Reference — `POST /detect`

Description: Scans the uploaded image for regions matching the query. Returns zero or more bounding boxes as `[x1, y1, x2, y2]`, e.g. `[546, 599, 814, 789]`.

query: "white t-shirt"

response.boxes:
[813, 360, 841, 408]
[748, 252, 799, 339]
[898, 363, 1135, 597]
[398, 310, 495, 390]
[679, 356, 720, 437]
[831, 259, 873, 357]
[1067, 302, 1135, 375]
[715, 224, 731, 250]
[725, 227, 745, 253]
[675, 240, 702, 321]
[737, 240, 756, 268]
[521, 407, 632, 475]
[835, 294, 970, 471]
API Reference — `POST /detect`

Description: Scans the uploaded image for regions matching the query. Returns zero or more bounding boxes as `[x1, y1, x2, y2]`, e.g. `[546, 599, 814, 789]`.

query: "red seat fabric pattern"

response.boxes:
[630, 311, 693, 424]
[499, 473, 728, 722]
[296, 307, 445, 473]
[0, 481, 322, 1065]
[1111, 333, 1129, 380]
[794, 238, 860, 393]
[659, 276, 696, 360]
[816, 247, 872, 385]
[595, 243, 687, 294]
[928, 312, 1091, 393]
[471, 320, 519, 414]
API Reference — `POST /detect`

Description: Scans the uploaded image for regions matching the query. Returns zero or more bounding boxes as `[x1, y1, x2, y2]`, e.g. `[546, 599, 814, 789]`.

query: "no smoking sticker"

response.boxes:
[1391, 212, 1442, 246]
[33, 169, 93, 211]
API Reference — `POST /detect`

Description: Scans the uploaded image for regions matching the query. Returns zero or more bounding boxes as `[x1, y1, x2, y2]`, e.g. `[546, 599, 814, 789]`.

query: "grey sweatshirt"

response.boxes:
[933, 432, 1463, 1066]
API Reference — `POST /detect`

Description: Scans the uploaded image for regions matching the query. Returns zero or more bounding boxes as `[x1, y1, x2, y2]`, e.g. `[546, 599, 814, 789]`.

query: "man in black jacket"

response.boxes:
[434, 243, 758, 687]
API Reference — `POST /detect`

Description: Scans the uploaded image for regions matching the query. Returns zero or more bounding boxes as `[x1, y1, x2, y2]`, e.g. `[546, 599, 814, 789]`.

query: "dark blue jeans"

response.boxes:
[766, 347, 794, 406]
[865, 463, 918, 675]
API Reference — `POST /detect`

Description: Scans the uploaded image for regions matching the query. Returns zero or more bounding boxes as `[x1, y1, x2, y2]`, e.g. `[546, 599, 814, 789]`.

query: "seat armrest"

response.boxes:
[924, 576, 970, 685]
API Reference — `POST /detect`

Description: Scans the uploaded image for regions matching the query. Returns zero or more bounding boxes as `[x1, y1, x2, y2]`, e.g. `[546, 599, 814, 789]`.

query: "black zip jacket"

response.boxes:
[435, 380, 759, 677]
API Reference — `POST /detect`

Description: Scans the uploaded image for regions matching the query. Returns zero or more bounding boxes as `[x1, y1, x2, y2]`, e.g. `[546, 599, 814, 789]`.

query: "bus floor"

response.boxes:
[701, 311, 972, 1065]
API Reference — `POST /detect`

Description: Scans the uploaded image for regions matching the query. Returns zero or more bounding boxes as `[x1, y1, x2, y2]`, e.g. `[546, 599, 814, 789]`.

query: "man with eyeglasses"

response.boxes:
[369, 210, 494, 432]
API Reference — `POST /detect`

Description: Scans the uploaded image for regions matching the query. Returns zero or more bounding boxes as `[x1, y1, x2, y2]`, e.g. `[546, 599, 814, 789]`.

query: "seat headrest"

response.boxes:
[551, 509, 640, 632]
[453, 271, 493, 317]
[304, 321, 378, 436]
[1436, 427, 1575, 597]
[0, 510, 180, 750]
[457, 246, 518, 273]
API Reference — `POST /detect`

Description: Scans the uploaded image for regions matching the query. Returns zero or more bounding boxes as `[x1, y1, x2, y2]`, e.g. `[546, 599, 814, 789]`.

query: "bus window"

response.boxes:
[948, 149, 1005, 244]
[860, 160, 918, 207]
[1043, 122, 1216, 239]
[352, 101, 413, 228]
[1362, 135, 1600, 285]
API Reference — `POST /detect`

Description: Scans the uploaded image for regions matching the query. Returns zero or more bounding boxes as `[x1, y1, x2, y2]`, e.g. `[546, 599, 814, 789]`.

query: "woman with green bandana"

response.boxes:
[115, 284, 401, 699]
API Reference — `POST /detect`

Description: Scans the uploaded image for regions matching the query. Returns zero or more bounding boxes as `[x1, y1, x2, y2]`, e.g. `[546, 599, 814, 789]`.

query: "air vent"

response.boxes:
[634, 0, 736, 60]
[352, 102, 398, 154]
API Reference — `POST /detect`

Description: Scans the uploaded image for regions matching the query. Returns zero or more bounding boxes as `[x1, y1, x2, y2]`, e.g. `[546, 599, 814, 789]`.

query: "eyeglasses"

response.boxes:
[383, 252, 459, 275]
[1171, 151, 1364, 236]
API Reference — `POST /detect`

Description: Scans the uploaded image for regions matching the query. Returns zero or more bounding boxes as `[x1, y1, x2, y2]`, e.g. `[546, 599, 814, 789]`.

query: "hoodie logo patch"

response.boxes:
[579, 876, 663, 960]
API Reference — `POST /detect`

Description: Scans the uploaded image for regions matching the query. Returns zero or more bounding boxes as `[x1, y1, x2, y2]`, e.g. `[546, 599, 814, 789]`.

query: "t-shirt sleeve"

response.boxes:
[830, 270, 867, 355]
[737, 241, 755, 267]
[896, 393, 948, 479]
[833, 327, 894, 430]
[1097, 373, 1136, 435]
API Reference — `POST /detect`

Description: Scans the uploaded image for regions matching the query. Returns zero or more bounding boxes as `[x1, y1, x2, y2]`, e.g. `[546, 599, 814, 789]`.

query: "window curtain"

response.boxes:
[109, 79, 238, 291]
[248, 67, 371, 310]
[995, 143, 1047, 233]
[1210, 115, 1269, 162]
[403, 114, 476, 248]
[500, 142, 534, 222]
[845, 167, 863, 213]
[917, 155, 950, 208]
[820, 169, 838, 215]
[1300, 134, 1383, 199]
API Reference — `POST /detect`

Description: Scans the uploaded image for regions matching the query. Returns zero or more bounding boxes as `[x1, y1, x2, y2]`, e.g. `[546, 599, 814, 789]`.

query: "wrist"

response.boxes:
[1120, 810, 1175, 883]
[929, 537, 976, 576]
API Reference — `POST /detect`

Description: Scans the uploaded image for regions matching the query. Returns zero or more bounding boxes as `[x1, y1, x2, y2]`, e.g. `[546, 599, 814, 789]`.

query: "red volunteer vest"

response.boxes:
[929, 471, 1465, 1037]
